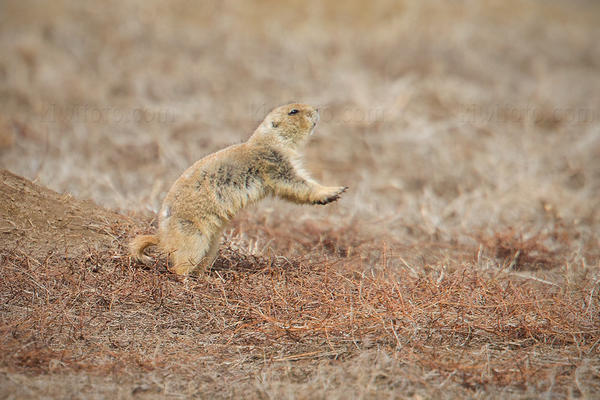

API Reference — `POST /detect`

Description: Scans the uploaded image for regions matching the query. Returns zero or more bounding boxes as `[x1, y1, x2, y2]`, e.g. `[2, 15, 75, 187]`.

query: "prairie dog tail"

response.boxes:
[129, 234, 159, 263]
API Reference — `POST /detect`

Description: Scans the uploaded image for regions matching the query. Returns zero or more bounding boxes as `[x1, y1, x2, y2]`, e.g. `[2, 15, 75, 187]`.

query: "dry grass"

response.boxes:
[1, 215, 599, 398]
[1, 0, 600, 397]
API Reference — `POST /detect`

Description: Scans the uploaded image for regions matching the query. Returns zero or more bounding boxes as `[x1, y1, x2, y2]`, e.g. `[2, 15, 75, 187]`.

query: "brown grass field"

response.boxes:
[1, 0, 599, 398]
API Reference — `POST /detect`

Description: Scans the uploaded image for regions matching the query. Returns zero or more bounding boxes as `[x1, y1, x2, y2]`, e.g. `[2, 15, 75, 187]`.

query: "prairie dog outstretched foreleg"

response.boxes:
[274, 177, 347, 205]
[264, 155, 347, 205]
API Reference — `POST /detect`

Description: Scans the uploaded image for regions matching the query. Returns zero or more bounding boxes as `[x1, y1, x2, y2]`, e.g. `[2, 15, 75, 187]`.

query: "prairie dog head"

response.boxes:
[252, 103, 319, 148]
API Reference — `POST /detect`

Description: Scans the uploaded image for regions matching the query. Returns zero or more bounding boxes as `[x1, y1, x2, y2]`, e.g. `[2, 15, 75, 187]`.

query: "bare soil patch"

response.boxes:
[0, 169, 134, 259]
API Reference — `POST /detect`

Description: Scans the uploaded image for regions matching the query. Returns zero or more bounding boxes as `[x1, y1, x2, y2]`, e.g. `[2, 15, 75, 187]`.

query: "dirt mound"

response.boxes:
[0, 169, 133, 259]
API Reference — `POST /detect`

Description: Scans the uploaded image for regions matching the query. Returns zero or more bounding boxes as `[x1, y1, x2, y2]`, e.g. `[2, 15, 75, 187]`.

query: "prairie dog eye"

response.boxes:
[288, 109, 299, 115]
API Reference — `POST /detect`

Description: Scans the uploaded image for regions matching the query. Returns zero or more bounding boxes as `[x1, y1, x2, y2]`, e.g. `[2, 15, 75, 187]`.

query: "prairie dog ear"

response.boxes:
[271, 121, 280, 128]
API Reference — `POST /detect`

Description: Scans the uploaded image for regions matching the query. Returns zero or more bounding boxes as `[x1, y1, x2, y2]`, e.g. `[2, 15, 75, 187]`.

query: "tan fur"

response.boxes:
[130, 103, 347, 276]
[129, 234, 159, 263]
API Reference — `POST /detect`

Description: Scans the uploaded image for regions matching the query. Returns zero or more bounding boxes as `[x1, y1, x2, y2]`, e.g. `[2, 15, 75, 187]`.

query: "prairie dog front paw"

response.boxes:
[314, 186, 348, 205]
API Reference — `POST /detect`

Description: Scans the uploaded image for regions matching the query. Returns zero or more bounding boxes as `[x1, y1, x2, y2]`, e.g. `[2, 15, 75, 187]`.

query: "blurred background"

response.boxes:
[1, 0, 599, 248]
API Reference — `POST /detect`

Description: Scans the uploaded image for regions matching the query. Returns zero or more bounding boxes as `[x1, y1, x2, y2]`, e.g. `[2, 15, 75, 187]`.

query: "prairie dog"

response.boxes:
[130, 103, 347, 275]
